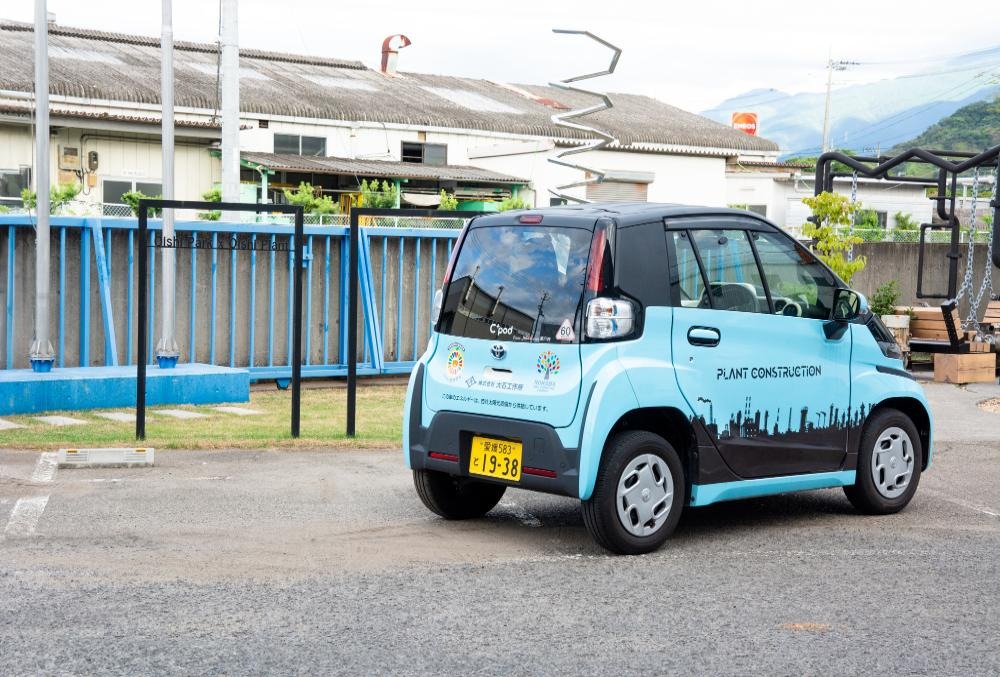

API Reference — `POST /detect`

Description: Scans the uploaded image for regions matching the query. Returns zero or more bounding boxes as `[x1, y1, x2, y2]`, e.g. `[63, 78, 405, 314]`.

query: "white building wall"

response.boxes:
[0, 123, 219, 209]
[770, 178, 932, 236]
[240, 118, 732, 208]
[0, 124, 32, 167]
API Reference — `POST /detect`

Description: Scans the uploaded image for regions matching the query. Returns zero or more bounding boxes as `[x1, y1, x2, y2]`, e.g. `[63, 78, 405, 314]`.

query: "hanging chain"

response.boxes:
[955, 166, 980, 319]
[966, 155, 1000, 338]
[848, 171, 858, 262]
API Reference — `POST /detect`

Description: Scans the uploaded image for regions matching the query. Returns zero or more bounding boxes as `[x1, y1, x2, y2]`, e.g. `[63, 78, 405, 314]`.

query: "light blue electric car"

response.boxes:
[403, 203, 932, 554]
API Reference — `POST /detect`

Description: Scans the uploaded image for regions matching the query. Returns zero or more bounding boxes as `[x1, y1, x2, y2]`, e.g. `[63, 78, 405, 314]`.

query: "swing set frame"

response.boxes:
[813, 144, 1000, 302]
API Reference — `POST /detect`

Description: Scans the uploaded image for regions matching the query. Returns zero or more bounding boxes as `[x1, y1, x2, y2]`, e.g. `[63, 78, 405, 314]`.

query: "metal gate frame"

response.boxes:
[136, 199, 305, 440]
[346, 208, 483, 437]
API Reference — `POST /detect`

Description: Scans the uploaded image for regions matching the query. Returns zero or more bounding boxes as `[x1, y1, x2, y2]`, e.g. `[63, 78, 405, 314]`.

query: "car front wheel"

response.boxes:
[844, 408, 922, 514]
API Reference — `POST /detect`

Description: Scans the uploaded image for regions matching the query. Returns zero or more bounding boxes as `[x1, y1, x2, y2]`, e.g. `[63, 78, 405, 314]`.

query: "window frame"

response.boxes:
[0, 167, 31, 202]
[400, 141, 447, 166]
[665, 215, 832, 317]
[101, 177, 164, 215]
[273, 133, 326, 156]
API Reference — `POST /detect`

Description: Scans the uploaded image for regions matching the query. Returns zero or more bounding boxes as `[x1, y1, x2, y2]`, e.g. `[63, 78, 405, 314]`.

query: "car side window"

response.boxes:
[670, 231, 706, 307]
[688, 229, 769, 314]
[752, 230, 837, 320]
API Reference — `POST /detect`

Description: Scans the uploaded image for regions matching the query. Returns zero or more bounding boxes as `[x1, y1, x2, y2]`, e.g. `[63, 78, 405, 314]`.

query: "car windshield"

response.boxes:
[437, 224, 593, 343]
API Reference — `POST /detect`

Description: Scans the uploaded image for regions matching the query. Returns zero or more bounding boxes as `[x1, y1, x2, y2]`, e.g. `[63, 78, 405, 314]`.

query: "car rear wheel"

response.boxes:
[582, 431, 684, 555]
[844, 408, 922, 514]
[413, 469, 507, 520]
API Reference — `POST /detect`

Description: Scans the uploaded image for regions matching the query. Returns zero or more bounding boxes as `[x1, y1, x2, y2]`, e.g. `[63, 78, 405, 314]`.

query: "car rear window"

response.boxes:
[437, 225, 593, 343]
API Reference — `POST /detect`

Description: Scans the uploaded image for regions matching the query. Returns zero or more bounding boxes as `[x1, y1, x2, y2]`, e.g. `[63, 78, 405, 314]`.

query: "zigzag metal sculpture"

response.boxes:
[547, 29, 623, 204]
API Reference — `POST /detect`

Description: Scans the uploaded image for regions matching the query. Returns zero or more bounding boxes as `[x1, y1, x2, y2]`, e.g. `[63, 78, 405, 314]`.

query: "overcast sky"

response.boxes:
[5, 0, 999, 112]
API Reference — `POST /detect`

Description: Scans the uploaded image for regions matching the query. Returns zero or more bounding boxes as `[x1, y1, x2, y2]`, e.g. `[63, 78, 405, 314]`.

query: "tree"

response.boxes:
[801, 191, 866, 283]
[359, 179, 398, 209]
[893, 211, 918, 230]
[121, 190, 163, 217]
[20, 182, 82, 213]
[282, 182, 339, 215]
[199, 188, 221, 221]
[438, 190, 458, 211]
[498, 195, 529, 212]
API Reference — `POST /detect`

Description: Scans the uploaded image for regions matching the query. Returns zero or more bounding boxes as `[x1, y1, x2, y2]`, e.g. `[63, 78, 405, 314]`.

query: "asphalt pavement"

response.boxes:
[1, 381, 998, 675]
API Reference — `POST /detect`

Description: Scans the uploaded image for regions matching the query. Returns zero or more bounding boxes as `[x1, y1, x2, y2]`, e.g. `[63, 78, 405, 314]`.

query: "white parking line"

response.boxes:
[2, 496, 49, 539]
[30, 452, 59, 484]
[1, 452, 59, 541]
[925, 489, 1000, 518]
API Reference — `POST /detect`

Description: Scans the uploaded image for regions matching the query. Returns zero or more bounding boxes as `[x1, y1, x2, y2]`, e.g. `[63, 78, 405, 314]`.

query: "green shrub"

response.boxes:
[199, 188, 221, 221]
[498, 195, 530, 212]
[359, 179, 398, 209]
[121, 190, 163, 217]
[869, 280, 900, 317]
[893, 211, 918, 230]
[438, 190, 458, 211]
[283, 182, 339, 215]
[21, 182, 81, 213]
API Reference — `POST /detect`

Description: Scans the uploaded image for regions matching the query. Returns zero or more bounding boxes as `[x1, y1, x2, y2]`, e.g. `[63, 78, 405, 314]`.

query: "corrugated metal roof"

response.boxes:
[242, 152, 527, 184]
[0, 20, 779, 154]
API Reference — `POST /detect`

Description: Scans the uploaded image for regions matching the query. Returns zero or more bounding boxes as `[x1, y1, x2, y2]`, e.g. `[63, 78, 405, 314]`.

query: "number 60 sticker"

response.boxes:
[557, 318, 575, 342]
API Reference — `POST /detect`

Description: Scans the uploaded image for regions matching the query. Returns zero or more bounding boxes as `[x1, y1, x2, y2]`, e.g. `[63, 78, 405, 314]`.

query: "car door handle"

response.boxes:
[688, 326, 721, 347]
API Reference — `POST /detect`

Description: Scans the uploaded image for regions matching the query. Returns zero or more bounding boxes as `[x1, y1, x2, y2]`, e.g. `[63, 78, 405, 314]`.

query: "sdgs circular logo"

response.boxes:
[536, 351, 560, 380]
[445, 342, 465, 380]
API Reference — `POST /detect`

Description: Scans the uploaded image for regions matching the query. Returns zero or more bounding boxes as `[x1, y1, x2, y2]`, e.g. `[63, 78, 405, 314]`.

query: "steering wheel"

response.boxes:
[781, 301, 802, 317]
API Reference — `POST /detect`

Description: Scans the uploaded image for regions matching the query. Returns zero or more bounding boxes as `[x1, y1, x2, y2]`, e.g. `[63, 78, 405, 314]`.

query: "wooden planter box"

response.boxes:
[933, 353, 996, 384]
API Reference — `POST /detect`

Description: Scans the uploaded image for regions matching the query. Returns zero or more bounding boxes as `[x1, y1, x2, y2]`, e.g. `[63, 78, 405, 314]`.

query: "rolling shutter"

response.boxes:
[586, 180, 648, 202]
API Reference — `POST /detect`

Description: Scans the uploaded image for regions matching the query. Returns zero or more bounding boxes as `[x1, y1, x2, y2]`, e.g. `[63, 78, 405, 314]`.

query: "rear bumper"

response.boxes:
[407, 364, 581, 498]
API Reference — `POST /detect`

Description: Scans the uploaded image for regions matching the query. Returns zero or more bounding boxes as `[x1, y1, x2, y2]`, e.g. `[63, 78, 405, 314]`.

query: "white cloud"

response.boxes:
[5, 0, 997, 112]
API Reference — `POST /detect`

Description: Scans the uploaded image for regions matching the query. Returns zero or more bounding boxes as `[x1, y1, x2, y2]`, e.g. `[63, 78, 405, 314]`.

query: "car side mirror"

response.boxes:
[825, 288, 862, 340]
[832, 288, 863, 322]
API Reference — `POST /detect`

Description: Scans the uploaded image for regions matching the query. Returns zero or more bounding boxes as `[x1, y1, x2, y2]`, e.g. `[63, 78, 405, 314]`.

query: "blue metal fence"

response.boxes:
[0, 215, 461, 380]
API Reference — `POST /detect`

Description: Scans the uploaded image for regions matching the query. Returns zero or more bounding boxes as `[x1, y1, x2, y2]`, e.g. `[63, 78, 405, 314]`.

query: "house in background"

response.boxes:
[0, 19, 779, 215]
[726, 160, 934, 235]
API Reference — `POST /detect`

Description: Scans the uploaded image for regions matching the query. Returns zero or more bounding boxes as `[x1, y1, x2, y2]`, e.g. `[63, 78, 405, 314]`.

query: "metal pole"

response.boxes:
[821, 57, 833, 154]
[155, 0, 179, 368]
[220, 0, 240, 221]
[291, 208, 303, 437]
[137, 204, 148, 440]
[29, 0, 55, 372]
[347, 209, 358, 437]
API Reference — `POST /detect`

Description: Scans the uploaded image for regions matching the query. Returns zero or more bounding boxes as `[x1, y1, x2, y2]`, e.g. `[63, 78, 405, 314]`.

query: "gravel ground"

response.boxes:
[1, 382, 998, 675]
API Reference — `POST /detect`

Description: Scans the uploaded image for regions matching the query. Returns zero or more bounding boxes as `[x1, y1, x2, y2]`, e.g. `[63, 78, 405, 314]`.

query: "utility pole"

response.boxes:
[155, 0, 179, 368]
[29, 0, 55, 372]
[821, 57, 859, 153]
[220, 0, 240, 221]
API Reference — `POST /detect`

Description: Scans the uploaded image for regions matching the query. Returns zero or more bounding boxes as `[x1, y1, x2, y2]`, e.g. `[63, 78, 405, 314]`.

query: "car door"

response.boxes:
[668, 217, 852, 479]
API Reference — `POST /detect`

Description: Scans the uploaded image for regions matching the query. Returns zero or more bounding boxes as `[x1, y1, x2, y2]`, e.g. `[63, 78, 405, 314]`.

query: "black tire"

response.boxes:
[582, 431, 685, 555]
[844, 408, 922, 515]
[413, 469, 507, 520]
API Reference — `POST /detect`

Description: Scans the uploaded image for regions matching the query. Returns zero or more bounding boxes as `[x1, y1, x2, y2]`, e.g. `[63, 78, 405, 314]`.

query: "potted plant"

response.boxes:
[870, 280, 912, 355]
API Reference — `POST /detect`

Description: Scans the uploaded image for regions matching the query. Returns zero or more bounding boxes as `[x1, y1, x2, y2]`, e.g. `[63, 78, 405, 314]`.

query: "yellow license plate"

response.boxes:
[469, 436, 522, 482]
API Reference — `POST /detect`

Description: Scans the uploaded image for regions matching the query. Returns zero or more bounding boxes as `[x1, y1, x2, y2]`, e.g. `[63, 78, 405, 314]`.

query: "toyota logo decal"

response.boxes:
[491, 343, 507, 361]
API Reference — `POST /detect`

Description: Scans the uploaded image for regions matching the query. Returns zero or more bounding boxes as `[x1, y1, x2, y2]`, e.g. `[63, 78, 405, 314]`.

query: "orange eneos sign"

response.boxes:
[731, 112, 758, 136]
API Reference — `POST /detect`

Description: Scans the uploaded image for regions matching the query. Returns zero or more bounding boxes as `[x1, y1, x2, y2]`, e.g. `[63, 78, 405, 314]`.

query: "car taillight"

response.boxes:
[585, 226, 608, 294]
[586, 297, 635, 340]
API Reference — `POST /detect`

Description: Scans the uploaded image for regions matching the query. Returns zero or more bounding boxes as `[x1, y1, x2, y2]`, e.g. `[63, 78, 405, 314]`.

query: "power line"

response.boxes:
[781, 70, 996, 156]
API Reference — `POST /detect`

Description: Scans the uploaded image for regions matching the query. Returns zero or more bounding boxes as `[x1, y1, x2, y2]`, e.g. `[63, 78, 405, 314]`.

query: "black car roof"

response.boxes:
[473, 202, 780, 231]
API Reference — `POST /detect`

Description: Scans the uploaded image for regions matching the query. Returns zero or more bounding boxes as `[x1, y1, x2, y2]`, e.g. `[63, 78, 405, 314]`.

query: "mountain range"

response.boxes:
[701, 46, 1000, 158]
